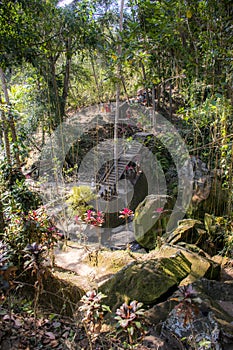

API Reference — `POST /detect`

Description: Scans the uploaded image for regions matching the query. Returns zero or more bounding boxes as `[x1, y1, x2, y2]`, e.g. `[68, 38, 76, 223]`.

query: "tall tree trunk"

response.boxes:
[169, 82, 173, 118]
[61, 38, 71, 119]
[90, 54, 102, 103]
[0, 94, 11, 166]
[152, 85, 156, 128]
[49, 57, 62, 129]
[0, 67, 20, 168]
[140, 62, 150, 106]
[0, 197, 5, 233]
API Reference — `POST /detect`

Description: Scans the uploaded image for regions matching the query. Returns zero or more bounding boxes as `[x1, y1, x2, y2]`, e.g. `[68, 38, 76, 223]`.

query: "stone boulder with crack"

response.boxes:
[164, 217, 223, 256]
[99, 251, 191, 310]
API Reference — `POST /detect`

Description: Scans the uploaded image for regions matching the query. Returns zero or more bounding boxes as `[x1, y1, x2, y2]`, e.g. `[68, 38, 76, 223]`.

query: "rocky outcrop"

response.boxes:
[133, 197, 226, 255]
[190, 172, 229, 218]
[161, 279, 233, 349]
[144, 278, 233, 349]
[164, 219, 206, 245]
[99, 251, 191, 310]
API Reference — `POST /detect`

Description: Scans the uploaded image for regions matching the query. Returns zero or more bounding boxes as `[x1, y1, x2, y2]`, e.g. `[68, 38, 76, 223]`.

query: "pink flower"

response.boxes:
[84, 210, 105, 227]
[48, 226, 56, 232]
[96, 216, 104, 226]
[119, 208, 134, 219]
[84, 210, 95, 224]
[155, 207, 163, 213]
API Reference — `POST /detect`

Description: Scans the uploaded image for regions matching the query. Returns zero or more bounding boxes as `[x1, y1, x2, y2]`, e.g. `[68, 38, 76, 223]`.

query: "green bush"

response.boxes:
[66, 185, 96, 219]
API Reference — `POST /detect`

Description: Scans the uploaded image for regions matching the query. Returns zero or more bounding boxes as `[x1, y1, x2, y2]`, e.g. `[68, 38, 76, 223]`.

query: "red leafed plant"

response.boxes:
[115, 300, 146, 344]
[78, 290, 111, 339]
[84, 210, 105, 227]
[173, 284, 201, 326]
[119, 208, 134, 220]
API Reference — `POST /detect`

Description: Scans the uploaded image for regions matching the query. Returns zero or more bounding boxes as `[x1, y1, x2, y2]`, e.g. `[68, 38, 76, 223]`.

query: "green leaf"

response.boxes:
[128, 326, 134, 336]
[134, 321, 141, 329]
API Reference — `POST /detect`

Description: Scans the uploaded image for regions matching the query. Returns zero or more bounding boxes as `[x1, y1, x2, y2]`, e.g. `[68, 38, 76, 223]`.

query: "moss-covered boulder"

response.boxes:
[158, 244, 220, 284]
[99, 251, 191, 310]
[133, 194, 172, 250]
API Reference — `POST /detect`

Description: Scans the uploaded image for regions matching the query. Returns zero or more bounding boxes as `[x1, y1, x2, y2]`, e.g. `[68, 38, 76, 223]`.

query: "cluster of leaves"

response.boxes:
[173, 285, 201, 326]
[115, 300, 146, 345]
[179, 93, 233, 171]
[23, 242, 47, 276]
[2, 207, 59, 267]
[78, 290, 111, 339]
[0, 308, 78, 350]
[0, 242, 17, 300]
[79, 290, 146, 346]
[0, 162, 42, 215]
[215, 217, 233, 257]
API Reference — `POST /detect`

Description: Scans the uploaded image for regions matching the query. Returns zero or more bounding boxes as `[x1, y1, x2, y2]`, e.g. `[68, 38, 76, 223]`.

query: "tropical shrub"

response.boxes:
[2, 207, 59, 267]
[66, 185, 96, 219]
[115, 300, 146, 345]
[78, 290, 111, 339]
[0, 160, 42, 215]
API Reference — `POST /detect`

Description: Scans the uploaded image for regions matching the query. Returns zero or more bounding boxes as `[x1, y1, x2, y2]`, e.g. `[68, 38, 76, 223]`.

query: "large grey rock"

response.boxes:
[190, 174, 229, 218]
[99, 251, 191, 310]
[160, 279, 233, 349]
[133, 194, 172, 250]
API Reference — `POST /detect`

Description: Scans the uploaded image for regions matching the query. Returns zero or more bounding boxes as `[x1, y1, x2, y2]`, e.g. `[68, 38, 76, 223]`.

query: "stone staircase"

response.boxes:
[99, 141, 143, 187]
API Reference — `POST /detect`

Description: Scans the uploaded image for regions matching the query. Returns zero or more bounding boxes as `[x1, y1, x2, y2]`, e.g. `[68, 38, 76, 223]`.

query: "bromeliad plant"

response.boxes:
[23, 242, 47, 275]
[119, 208, 134, 233]
[172, 284, 201, 326]
[83, 209, 105, 248]
[78, 290, 111, 339]
[119, 208, 134, 220]
[115, 300, 146, 345]
[84, 209, 105, 227]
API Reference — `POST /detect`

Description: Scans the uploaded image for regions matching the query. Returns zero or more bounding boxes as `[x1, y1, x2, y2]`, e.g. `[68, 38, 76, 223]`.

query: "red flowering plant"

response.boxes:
[155, 207, 164, 213]
[119, 208, 134, 220]
[84, 209, 105, 227]
[151, 206, 168, 222]
[3, 206, 60, 267]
